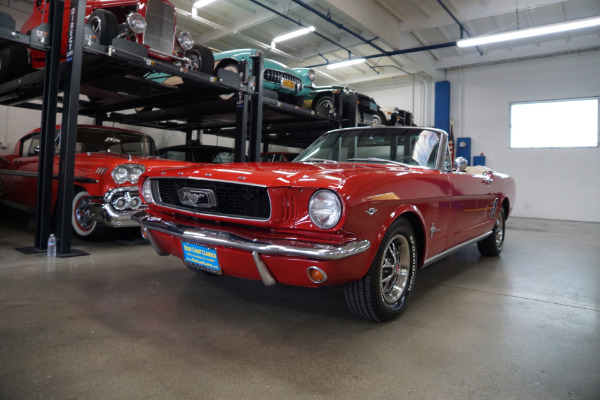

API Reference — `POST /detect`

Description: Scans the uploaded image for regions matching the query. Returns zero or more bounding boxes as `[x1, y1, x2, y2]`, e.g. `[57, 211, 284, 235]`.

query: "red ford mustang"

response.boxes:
[134, 126, 516, 321]
[0, 125, 195, 240]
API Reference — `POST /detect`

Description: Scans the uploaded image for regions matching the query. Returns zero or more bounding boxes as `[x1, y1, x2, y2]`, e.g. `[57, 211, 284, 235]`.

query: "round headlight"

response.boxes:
[307, 69, 316, 82]
[112, 196, 128, 211]
[309, 190, 342, 230]
[129, 197, 141, 209]
[126, 12, 146, 34]
[178, 31, 194, 50]
[130, 166, 144, 184]
[112, 166, 129, 184]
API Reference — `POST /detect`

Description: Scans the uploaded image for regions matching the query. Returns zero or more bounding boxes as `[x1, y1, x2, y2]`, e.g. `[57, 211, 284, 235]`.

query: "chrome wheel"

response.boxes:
[477, 207, 506, 256]
[380, 234, 411, 304]
[88, 16, 102, 37]
[72, 191, 95, 235]
[494, 212, 505, 249]
[71, 190, 109, 240]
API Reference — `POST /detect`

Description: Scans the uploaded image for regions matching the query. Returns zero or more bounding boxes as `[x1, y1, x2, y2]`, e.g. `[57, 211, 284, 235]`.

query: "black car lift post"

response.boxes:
[15, 0, 63, 255]
[34, 0, 64, 251]
[54, 0, 88, 257]
[234, 60, 250, 162]
[248, 53, 264, 162]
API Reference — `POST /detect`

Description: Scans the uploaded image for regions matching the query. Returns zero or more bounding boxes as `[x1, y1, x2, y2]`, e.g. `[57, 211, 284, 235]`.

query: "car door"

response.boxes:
[446, 169, 499, 248]
[1, 132, 57, 209]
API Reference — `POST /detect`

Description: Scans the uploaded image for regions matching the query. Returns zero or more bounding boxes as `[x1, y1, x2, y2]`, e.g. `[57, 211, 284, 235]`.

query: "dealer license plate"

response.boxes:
[282, 79, 296, 90]
[181, 241, 221, 275]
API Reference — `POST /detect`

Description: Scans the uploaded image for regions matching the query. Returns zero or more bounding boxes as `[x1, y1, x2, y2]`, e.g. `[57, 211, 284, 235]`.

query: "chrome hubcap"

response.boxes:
[495, 214, 504, 248]
[89, 17, 101, 36]
[75, 199, 94, 230]
[380, 234, 410, 304]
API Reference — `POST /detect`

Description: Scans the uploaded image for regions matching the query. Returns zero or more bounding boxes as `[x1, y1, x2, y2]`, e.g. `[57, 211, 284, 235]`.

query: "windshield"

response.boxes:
[295, 127, 448, 169]
[55, 127, 157, 156]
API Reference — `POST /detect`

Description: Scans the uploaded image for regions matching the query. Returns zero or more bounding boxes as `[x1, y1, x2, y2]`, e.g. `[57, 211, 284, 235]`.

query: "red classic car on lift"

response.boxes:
[0, 125, 195, 240]
[0, 0, 213, 83]
[134, 126, 516, 321]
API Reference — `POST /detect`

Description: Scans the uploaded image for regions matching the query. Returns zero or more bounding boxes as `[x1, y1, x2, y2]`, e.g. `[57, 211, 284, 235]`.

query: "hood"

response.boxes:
[73, 153, 198, 176]
[147, 161, 414, 189]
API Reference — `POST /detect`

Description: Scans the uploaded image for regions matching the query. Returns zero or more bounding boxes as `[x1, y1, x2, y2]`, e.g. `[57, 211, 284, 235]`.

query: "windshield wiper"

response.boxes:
[347, 157, 408, 166]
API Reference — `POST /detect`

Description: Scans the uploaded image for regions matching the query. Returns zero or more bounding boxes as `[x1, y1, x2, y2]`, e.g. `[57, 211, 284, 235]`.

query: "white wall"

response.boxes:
[0, 103, 240, 155]
[446, 52, 600, 223]
[352, 75, 432, 126]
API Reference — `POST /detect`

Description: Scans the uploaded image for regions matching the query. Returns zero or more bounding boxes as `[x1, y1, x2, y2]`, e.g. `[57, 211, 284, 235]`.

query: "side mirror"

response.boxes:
[33, 145, 41, 156]
[454, 156, 468, 172]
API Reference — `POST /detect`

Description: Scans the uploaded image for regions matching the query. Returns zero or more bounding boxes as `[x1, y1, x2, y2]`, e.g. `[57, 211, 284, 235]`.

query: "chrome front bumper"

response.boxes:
[134, 212, 370, 260]
[133, 212, 371, 285]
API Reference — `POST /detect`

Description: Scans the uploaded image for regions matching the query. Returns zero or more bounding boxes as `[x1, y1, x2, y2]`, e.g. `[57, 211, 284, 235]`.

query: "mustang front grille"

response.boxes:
[264, 69, 302, 87]
[144, 0, 176, 56]
[154, 179, 270, 220]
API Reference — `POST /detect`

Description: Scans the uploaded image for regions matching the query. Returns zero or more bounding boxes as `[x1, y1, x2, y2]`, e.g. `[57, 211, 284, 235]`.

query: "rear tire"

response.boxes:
[344, 218, 417, 322]
[0, 44, 29, 84]
[313, 95, 334, 117]
[477, 208, 505, 256]
[87, 9, 119, 46]
[215, 62, 239, 100]
[373, 110, 388, 126]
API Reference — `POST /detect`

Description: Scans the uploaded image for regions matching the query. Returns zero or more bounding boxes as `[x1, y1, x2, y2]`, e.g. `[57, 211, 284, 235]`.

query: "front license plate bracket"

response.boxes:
[182, 241, 221, 275]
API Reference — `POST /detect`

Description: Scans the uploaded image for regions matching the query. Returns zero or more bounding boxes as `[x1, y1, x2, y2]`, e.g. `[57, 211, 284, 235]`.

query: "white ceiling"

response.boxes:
[173, 0, 600, 85]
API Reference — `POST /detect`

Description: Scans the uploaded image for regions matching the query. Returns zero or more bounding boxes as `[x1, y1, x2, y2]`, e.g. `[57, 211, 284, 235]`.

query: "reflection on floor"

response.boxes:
[1, 208, 599, 399]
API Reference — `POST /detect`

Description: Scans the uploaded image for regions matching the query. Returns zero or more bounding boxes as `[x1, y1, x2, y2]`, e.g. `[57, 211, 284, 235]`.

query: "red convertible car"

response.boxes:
[0, 125, 195, 240]
[134, 126, 516, 321]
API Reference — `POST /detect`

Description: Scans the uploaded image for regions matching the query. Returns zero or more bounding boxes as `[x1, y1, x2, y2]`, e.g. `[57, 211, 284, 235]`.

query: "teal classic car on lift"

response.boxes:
[213, 48, 316, 105]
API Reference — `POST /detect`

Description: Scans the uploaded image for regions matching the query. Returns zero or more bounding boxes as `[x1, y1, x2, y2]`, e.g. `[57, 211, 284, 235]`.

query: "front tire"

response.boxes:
[185, 44, 214, 74]
[477, 208, 505, 256]
[72, 190, 109, 240]
[344, 218, 417, 322]
[87, 9, 119, 46]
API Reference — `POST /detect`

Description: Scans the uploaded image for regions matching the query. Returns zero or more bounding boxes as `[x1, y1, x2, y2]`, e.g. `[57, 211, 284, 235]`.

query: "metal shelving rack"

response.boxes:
[0, 2, 350, 257]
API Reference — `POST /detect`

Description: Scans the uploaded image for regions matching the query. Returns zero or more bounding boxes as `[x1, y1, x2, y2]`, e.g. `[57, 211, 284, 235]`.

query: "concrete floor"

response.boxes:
[0, 208, 598, 400]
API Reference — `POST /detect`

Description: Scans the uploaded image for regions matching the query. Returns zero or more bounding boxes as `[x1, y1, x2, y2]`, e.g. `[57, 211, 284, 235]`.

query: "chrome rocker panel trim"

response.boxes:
[133, 212, 371, 286]
[423, 230, 493, 267]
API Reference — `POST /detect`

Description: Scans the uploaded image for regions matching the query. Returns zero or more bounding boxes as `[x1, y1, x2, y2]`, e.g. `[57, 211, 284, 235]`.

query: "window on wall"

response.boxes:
[510, 98, 599, 148]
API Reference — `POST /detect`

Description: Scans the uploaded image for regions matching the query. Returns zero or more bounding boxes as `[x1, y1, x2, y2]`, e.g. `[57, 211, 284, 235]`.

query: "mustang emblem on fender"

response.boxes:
[178, 188, 217, 208]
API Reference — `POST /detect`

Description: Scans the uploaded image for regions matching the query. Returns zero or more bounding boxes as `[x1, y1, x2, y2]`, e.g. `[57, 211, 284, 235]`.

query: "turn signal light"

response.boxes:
[307, 266, 328, 284]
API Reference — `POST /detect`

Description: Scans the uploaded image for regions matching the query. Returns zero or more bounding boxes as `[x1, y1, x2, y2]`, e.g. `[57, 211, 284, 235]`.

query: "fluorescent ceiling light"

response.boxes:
[457, 16, 600, 47]
[272, 26, 315, 43]
[327, 58, 366, 69]
[271, 26, 315, 50]
[193, 0, 217, 8]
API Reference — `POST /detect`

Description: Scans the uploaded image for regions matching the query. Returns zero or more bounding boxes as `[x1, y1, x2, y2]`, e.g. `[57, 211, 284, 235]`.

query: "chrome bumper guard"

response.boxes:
[85, 187, 145, 228]
[133, 212, 371, 286]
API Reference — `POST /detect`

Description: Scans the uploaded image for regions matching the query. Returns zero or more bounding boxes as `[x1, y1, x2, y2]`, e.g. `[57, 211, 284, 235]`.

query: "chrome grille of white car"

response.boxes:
[144, 0, 176, 56]
[264, 69, 302, 86]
